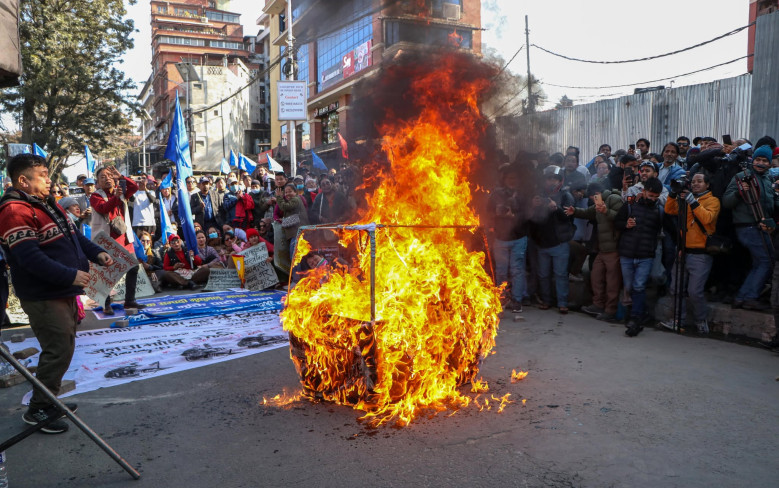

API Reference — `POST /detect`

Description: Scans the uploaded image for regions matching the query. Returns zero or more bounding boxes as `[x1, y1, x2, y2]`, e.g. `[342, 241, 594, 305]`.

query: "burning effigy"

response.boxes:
[280, 53, 506, 426]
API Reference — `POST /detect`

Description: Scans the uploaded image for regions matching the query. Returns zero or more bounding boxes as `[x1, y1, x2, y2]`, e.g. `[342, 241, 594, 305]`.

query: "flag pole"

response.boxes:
[287, 0, 297, 178]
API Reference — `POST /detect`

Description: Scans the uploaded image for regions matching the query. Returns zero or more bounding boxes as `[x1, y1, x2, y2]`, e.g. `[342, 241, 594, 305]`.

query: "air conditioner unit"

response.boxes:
[442, 3, 461, 21]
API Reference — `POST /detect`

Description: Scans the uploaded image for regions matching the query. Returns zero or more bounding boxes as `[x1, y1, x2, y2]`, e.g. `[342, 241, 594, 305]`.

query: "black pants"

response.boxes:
[0, 265, 8, 327]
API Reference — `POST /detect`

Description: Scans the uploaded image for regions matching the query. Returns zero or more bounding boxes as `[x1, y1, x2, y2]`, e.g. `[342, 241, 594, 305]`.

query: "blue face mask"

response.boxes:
[229, 185, 238, 193]
[769, 167, 779, 178]
[208, 232, 218, 239]
[296, 184, 304, 191]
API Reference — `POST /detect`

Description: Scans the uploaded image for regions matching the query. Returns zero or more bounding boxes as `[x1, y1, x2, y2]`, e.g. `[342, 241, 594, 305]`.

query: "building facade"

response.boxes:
[261, 0, 481, 170]
[141, 0, 263, 173]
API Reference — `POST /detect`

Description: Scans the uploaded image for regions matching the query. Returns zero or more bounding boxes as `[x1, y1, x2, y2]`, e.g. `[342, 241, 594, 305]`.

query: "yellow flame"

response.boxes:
[511, 370, 529, 383]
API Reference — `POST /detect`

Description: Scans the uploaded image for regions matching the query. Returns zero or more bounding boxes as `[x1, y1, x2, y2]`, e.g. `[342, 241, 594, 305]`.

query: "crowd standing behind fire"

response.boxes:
[489, 134, 779, 345]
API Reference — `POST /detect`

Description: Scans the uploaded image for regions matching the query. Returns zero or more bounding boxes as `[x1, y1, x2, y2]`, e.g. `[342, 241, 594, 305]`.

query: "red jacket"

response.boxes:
[90, 176, 138, 253]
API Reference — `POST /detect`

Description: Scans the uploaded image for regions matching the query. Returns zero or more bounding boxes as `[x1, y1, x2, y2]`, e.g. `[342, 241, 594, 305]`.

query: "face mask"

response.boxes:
[769, 168, 779, 178]
[229, 185, 238, 193]
[208, 232, 218, 239]
[250, 189, 260, 194]
[296, 184, 304, 190]
[238, 184, 246, 192]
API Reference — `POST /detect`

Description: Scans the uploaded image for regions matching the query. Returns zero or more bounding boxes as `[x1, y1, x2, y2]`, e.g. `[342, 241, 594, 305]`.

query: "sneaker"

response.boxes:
[625, 319, 643, 337]
[582, 305, 605, 316]
[568, 273, 584, 282]
[22, 407, 69, 434]
[695, 320, 710, 335]
[510, 301, 523, 314]
[596, 312, 617, 322]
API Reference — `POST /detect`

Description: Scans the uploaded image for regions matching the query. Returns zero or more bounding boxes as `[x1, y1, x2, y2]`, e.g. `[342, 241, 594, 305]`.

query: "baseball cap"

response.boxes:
[227, 177, 238, 184]
[199, 176, 211, 184]
[169, 234, 180, 241]
[83, 178, 96, 185]
[58, 196, 79, 209]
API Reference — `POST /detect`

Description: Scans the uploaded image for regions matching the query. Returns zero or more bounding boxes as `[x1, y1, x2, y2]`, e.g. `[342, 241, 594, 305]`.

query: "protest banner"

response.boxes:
[83, 231, 138, 305]
[203, 268, 242, 291]
[111, 266, 155, 301]
[242, 243, 279, 291]
[232, 255, 246, 287]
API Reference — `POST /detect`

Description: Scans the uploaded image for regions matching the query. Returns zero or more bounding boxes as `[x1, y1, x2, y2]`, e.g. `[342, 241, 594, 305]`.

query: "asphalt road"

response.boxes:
[1, 307, 778, 488]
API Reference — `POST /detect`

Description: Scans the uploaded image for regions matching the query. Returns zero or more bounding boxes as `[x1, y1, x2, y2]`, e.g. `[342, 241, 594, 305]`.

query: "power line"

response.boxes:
[540, 55, 751, 90]
[532, 21, 755, 65]
[494, 45, 524, 77]
[485, 81, 529, 119]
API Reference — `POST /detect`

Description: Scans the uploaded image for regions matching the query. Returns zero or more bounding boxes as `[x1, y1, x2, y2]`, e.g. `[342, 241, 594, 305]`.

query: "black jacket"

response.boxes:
[530, 189, 575, 248]
[614, 197, 662, 259]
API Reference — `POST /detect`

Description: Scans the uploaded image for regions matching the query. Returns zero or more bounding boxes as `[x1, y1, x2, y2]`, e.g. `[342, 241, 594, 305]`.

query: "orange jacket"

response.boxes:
[665, 191, 720, 249]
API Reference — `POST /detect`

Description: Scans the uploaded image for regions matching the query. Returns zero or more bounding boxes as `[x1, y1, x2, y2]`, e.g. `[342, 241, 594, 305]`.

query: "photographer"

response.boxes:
[487, 163, 530, 313]
[665, 173, 721, 334]
[615, 177, 665, 336]
[722, 145, 779, 311]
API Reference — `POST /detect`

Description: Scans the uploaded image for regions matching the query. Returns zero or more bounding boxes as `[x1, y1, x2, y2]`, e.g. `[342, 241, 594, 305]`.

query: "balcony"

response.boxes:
[263, 0, 286, 16]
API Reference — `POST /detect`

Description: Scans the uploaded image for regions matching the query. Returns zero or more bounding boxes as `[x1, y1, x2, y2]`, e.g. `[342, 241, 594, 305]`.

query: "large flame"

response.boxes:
[281, 54, 503, 426]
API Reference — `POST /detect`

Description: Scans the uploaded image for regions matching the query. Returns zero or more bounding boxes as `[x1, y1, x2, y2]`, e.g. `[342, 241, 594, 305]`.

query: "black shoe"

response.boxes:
[510, 300, 523, 313]
[123, 301, 147, 310]
[22, 407, 69, 434]
[186, 280, 197, 290]
[742, 300, 769, 312]
[625, 320, 643, 337]
[582, 305, 605, 317]
[731, 300, 744, 309]
[103, 297, 115, 316]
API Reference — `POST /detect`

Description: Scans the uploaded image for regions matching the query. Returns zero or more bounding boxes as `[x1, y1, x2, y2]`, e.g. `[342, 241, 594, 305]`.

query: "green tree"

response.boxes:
[0, 0, 138, 179]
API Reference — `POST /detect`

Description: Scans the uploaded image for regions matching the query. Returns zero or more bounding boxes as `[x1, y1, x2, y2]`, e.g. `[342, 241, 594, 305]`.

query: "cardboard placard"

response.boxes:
[204, 268, 243, 291]
[83, 231, 139, 305]
[242, 243, 279, 291]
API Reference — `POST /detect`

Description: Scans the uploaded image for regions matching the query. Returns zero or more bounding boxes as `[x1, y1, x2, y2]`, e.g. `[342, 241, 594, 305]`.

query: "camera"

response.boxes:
[723, 145, 751, 165]
[670, 176, 690, 194]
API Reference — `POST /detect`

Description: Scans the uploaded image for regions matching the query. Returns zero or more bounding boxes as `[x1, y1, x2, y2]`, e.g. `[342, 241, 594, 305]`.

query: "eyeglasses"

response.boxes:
[225, 236, 234, 241]
[677, 142, 689, 146]
[52, 191, 62, 195]
[141, 239, 151, 243]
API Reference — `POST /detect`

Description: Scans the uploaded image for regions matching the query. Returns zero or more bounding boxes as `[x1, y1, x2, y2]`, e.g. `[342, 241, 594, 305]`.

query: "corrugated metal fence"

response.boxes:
[750, 9, 779, 142]
[495, 74, 753, 161]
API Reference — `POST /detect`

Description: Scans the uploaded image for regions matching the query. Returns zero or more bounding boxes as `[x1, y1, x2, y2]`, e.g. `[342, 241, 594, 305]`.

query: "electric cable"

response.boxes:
[531, 21, 754, 65]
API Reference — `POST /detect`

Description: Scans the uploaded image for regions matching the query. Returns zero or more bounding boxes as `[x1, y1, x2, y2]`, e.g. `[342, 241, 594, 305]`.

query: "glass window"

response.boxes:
[210, 40, 243, 49]
[385, 21, 472, 50]
[316, 0, 373, 92]
[159, 36, 206, 47]
[205, 11, 240, 23]
[432, 0, 463, 12]
[322, 112, 340, 144]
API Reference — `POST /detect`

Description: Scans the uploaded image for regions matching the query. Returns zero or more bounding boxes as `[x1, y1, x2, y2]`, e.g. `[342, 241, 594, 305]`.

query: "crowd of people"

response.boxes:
[488, 135, 779, 342]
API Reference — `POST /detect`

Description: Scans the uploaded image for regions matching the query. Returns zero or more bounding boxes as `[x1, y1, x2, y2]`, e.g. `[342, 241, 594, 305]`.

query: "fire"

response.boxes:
[511, 370, 529, 383]
[281, 54, 502, 426]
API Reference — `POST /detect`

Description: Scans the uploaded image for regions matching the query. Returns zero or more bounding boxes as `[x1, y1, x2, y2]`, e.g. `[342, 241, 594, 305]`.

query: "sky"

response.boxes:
[120, 0, 751, 112]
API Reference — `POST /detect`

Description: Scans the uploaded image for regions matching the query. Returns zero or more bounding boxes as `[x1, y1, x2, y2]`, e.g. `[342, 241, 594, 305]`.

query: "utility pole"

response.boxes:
[286, 0, 298, 178]
[525, 15, 534, 113]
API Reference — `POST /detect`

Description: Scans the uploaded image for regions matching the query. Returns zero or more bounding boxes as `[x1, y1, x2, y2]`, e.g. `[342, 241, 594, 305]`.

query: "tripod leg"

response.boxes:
[0, 345, 141, 480]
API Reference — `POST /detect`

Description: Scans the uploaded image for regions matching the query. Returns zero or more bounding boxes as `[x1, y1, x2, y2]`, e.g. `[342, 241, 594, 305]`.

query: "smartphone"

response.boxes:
[629, 144, 636, 151]
[119, 179, 127, 193]
[723, 134, 733, 145]
[592, 194, 603, 205]
[624, 167, 635, 180]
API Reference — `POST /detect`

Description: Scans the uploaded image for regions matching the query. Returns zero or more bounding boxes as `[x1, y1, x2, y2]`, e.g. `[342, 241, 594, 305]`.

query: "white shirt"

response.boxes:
[132, 191, 156, 226]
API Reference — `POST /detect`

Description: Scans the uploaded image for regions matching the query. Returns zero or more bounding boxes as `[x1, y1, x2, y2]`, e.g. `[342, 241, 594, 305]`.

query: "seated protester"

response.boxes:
[665, 173, 721, 334]
[615, 177, 665, 337]
[224, 230, 246, 254]
[196, 230, 224, 269]
[722, 145, 779, 311]
[245, 227, 274, 254]
[222, 223, 246, 243]
[258, 218, 274, 244]
[138, 231, 163, 293]
[566, 182, 624, 321]
[624, 161, 669, 206]
[162, 234, 208, 287]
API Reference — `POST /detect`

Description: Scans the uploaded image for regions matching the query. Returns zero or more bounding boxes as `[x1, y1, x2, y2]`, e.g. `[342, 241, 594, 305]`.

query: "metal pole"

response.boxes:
[0, 345, 141, 480]
[220, 101, 226, 158]
[525, 15, 534, 113]
[185, 68, 194, 162]
[141, 118, 147, 174]
[370, 228, 376, 324]
[287, 0, 298, 177]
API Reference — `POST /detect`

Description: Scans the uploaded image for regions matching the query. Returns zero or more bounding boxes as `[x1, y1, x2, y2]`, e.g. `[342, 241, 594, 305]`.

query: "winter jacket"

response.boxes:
[530, 189, 575, 248]
[0, 189, 106, 300]
[208, 189, 227, 227]
[614, 197, 662, 259]
[665, 191, 720, 250]
[571, 190, 623, 253]
[309, 190, 351, 225]
[722, 170, 779, 226]
[486, 186, 530, 241]
[163, 246, 203, 271]
[277, 194, 310, 240]
[223, 191, 255, 225]
[658, 163, 686, 191]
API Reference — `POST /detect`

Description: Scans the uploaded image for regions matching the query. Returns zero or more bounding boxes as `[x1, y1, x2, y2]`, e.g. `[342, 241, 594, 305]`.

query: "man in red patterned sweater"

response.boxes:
[0, 154, 114, 434]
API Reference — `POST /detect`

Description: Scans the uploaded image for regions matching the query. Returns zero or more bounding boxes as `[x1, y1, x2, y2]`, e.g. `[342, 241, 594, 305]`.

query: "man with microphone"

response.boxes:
[0, 153, 114, 434]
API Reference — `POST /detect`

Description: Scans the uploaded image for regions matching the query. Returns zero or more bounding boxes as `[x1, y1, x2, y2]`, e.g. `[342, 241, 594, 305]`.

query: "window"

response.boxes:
[157, 5, 167, 14]
[432, 0, 463, 12]
[209, 40, 243, 49]
[316, 0, 373, 91]
[385, 21, 473, 49]
[158, 36, 206, 47]
[205, 11, 240, 23]
[322, 112, 340, 144]
[214, 110, 219, 116]
[174, 7, 199, 18]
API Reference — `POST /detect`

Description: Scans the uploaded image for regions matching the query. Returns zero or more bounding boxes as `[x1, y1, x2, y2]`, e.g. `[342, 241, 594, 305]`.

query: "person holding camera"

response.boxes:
[488, 163, 531, 313]
[615, 177, 665, 336]
[91, 165, 145, 316]
[722, 145, 779, 311]
[665, 173, 721, 334]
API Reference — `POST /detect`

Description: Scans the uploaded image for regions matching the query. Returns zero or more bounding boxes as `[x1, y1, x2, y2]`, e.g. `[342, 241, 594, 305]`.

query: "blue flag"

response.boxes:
[311, 151, 327, 171]
[159, 169, 173, 189]
[33, 143, 47, 158]
[266, 154, 284, 173]
[159, 198, 174, 245]
[220, 157, 230, 174]
[239, 153, 257, 173]
[163, 93, 198, 256]
[84, 145, 96, 176]
[131, 229, 148, 263]
[229, 149, 238, 169]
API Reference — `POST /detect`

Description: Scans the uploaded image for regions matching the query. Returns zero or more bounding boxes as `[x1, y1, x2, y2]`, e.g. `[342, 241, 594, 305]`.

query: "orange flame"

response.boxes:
[281, 54, 502, 426]
[511, 370, 529, 383]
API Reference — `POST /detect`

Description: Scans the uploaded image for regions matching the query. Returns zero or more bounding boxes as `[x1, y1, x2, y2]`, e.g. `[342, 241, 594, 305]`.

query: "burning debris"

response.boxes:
[281, 53, 506, 427]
